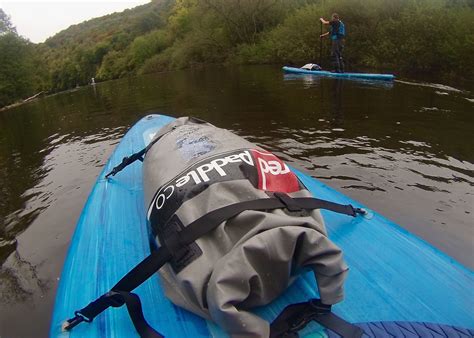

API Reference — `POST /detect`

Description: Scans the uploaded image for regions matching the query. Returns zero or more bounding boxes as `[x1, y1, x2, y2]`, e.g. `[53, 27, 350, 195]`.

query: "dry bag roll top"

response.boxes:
[143, 117, 349, 337]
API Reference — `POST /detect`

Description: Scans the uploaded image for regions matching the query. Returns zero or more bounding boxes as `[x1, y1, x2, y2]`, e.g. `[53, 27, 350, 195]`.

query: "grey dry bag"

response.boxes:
[143, 117, 349, 337]
[64, 117, 365, 338]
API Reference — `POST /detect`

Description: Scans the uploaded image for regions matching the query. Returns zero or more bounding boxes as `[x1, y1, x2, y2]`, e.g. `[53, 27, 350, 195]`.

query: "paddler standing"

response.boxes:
[320, 13, 345, 73]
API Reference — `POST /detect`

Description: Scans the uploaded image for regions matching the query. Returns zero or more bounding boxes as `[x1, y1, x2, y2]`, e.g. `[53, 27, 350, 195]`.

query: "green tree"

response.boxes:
[0, 8, 16, 34]
[0, 33, 36, 106]
[200, 0, 285, 44]
[3, 0, 472, 102]
[0, 9, 40, 107]
[129, 30, 171, 68]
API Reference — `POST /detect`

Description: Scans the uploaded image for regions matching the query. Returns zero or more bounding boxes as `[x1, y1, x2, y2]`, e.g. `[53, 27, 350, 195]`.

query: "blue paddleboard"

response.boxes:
[282, 66, 395, 81]
[50, 114, 473, 337]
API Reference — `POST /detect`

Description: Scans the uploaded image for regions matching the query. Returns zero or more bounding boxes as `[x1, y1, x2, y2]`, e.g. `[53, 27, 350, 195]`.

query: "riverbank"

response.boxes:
[0, 92, 45, 112]
[2, 63, 473, 112]
[2, 0, 473, 107]
[96, 0, 474, 84]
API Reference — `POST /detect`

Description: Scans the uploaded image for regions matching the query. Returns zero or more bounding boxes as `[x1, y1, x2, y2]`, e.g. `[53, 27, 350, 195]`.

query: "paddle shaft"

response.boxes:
[319, 21, 323, 66]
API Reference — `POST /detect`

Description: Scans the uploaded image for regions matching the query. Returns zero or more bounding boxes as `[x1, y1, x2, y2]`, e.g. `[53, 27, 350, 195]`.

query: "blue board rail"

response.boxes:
[282, 66, 395, 81]
[50, 114, 473, 337]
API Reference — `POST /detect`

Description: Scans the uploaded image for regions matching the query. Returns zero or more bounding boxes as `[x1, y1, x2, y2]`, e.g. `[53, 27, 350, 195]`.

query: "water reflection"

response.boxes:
[0, 250, 49, 304]
[283, 73, 395, 89]
[0, 65, 473, 337]
[330, 79, 344, 128]
[283, 74, 322, 88]
[0, 93, 129, 336]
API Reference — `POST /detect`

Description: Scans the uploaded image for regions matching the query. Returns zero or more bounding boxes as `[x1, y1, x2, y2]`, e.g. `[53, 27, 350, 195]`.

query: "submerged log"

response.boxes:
[23, 91, 45, 103]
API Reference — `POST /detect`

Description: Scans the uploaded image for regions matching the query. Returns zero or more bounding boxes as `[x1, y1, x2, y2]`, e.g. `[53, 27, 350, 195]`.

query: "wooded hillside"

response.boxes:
[1, 0, 473, 107]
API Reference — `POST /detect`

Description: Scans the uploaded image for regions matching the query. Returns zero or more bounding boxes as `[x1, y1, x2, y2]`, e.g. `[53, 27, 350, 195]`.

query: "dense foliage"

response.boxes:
[1, 0, 473, 107]
[0, 9, 41, 107]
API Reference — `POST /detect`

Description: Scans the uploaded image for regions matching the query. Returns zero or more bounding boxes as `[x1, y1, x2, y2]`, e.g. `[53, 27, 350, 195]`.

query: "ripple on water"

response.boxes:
[1, 66, 473, 337]
[251, 128, 473, 237]
[396, 80, 463, 93]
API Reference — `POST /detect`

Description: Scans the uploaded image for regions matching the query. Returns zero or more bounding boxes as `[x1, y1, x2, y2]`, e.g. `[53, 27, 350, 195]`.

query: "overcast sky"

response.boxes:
[0, 0, 150, 43]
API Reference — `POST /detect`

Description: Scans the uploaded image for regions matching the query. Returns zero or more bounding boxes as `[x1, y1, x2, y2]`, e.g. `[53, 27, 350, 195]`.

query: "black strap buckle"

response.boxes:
[309, 298, 332, 314]
[105, 151, 145, 179]
[288, 299, 331, 332]
[270, 299, 329, 337]
[62, 313, 86, 331]
[274, 192, 302, 212]
[286, 308, 315, 332]
[104, 291, 126, 307]
[270, 298, 364, 338]
[354, 207, 367, 216]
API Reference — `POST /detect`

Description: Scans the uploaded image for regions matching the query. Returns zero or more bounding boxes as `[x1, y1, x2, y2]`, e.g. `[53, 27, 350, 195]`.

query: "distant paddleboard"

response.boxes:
[283, 66, 395, 81]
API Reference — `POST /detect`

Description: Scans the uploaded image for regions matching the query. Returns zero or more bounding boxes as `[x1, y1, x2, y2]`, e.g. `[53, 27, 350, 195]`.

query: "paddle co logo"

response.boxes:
[250, 149, 300, 193]
[147, 148, 301, 228]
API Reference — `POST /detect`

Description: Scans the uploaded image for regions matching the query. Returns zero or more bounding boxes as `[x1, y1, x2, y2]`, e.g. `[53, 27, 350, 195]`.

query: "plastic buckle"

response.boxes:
[284, 301, 328, 335]
[309, 298, 331, 315]
[62, 313, 88, 332]
[287, 310, 314, 332]
[274, 192, 302, 212]
[354, 207, 368, 216]
[104, 291, 125, 307]
[74, 311, 92, 323]
[279, 299, 331, 337]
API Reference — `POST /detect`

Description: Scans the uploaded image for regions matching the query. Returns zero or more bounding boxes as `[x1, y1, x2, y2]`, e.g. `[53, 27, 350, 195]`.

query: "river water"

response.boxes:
[0, 65, 473, 337]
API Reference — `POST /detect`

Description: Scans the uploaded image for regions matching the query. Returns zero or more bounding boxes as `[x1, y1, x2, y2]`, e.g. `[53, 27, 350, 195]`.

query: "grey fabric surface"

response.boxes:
[143, 117, 348, 337]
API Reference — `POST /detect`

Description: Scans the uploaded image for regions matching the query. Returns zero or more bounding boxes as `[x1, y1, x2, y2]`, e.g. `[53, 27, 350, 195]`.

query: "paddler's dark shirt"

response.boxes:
[329, 20, 344, 41]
